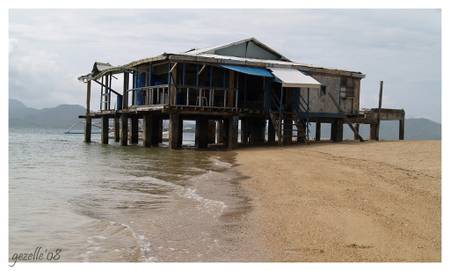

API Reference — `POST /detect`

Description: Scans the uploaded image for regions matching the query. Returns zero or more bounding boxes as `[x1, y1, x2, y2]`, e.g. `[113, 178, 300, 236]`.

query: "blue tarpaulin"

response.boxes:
[221, 65, 273, 77]
[135, 72, 146, 105]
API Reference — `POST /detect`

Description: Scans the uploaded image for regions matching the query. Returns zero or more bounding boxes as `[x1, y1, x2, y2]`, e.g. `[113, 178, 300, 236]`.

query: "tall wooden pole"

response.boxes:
[84, 80, 92, 143]
[376, 80, 383, 141]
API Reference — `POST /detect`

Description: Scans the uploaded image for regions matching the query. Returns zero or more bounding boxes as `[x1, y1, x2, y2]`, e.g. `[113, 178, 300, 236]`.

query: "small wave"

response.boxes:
[209, 156, 233, 170]
[108, 220, 157, 262]
[79, 219, 157, 262]
[129, 174, 228, 218]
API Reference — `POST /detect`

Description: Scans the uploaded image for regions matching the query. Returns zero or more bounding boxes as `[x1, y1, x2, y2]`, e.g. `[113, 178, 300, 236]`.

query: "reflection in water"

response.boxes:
[9, 128, 255, 262]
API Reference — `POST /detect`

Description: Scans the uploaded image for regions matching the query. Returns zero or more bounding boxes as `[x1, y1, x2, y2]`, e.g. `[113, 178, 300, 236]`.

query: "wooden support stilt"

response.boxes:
[331, 121, 343, 142]
[370, 123, 378, 140]
[120, 114, 128, 146]
[114, 117, 120, 142]
[217, 120, 224, 144]
[101, 116, 109, 144]
[241, 118, 249, 144]
[130, 116, 139, 144]
[151, 114, 162, 146]
[143, 114, 152, 148]
[84, 117, 92, 143]
[169, 113, 182, 149]
[354, 124, 360, 141]
[195, 116, 209, 149]
[254, 118, 266, 144]
[158, 118, 163, 143]
[297, 121, 306, 143]
[84, 81, 92, 143]
[226, 116, 238, 149]
[315, 122, 321, 141]
[336, 120, 344, 142]
[207, 120, 216, 144]
[375, 80, 384, 141]
[399, 118, 405, 140]
[283, 116, 292, 145]
[268, 118, 275, 144]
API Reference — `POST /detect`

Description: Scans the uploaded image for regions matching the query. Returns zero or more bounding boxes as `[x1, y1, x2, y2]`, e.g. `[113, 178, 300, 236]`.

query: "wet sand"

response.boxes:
[235, 140, 441, 261]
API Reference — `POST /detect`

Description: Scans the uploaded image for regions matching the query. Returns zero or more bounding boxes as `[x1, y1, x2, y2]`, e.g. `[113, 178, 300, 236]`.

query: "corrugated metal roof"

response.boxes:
[184, 37, 291, 62]
[221, 64, 273, 77]
[269, 68, 321, 89]
[79, 38, 366, 81]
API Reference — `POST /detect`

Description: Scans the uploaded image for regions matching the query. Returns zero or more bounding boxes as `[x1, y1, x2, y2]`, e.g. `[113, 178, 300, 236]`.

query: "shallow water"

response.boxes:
[9, 128, 256, 262]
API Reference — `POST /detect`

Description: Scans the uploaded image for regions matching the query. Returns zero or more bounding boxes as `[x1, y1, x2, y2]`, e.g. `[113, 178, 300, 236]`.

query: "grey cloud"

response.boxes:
[9, 9, 441, 122]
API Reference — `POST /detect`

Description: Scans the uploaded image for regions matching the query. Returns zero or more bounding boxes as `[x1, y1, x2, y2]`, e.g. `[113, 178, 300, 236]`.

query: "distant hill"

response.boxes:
[314, 118, 441, 141]
[9, 99, 441, 140]
[9, 99, 85, 129]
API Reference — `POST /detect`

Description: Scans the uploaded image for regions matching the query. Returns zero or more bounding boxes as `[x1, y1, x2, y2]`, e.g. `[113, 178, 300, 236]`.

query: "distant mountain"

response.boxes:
[9, 99, 441, 140]
[9, 99, 85, 129]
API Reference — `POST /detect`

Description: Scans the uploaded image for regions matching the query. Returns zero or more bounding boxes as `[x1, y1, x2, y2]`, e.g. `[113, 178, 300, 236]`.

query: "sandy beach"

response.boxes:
[236, 140, 441, 261]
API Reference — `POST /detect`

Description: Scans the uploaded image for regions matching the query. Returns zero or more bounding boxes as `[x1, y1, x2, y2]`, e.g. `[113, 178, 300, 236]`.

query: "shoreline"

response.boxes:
[235, 140, 441, 261]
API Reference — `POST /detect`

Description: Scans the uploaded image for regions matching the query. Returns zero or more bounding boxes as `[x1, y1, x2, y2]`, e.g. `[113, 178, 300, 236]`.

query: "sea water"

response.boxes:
[9, 128, 257, 262]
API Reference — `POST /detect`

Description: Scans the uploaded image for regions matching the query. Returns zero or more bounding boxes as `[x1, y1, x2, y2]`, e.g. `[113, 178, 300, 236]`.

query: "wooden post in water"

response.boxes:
[216, 120, 224, 144]
[169, 113, 182, 149]
[143, 113, 152, 148]
[120, 114, 128, 146]
[101, 116, 109, 144]
[195, 116, 209, 149]
[84, 80, 92, 143]
[151, 114, 162, 145]
[207, 120, 216, 144]
[114, 116, 120, 142]
[130, 116, 139, 144]
[226, 116, 238, 149]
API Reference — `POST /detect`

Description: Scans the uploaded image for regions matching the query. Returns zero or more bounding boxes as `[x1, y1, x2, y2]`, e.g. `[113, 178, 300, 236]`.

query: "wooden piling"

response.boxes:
[130, 116, 139, 144]
[195, 116, 209, 149]
[354, 123, 360, 141]
[216, 120, 224, 144]
[101, 116, 109, 144]
[336, 120, 344, 142]
[225, 116, 238, 149]
[143, 114, 152, 148]
[240, 118, 249, 144]
[114, 117, 120, 142]
[399, 118, 405, 140]
[283, 116, 293, 145]
[169, 113, 182, 149]
[331, 120, 343, 142]
[315, 122, 321, 141]
[375, 81, 383, 141]
[370, 123, 378, 141]
[84, 81, 92, 143]
[208, 120, 216, 144]
[268, 118, 275, 144]
[297, 121, 306, 143]
[151, 113, 162, 146]
[253, 118, 266, 144]
[120, 114, 128, 146]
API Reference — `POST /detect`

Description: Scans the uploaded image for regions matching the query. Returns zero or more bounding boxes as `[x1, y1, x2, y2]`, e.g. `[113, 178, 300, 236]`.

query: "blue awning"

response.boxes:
[220, 65, 273, 78]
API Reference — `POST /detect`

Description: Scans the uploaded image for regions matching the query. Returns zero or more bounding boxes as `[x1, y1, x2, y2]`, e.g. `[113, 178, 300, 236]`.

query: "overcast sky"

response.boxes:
[9, 9, 441, 122]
